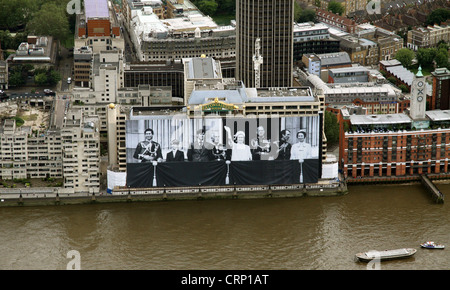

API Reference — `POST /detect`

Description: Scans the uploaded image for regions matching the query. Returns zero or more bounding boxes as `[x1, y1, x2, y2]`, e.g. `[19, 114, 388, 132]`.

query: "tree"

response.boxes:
[47, 69, 61, 86]
[328, 1, 345, 15]
[395, 48, 415, 68]
[294, 1, 302, 22]
[196, 0, 218, 16]
[398, 84, 409, 93]
[34, 73, 48, 86]
[426, 8, 450, 25]
[298, 9, 316, 23]
[435, 48, 449, 69]
[8, 71, 25, 87]
[325, 111, 339, 146]
[26, 2, 70, 41]
[416, 48, 437, 69]
[216, 0, 234, 12]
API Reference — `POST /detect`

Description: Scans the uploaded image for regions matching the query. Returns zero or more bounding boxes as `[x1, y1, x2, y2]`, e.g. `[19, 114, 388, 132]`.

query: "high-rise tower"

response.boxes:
[236, 0, 294, 88]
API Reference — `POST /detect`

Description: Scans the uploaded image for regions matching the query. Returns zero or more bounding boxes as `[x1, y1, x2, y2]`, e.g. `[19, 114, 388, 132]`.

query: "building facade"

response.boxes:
[236, 0, 294, 88]
[407, 23, 450, 51]
[431, 68, 450, 111]
[340, 68, 450, 180]
[293, 22, 340, 61]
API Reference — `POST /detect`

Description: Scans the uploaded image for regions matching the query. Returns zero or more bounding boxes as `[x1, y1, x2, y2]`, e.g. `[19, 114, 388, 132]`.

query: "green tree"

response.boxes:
[398, 84, 409, 93]
[34, 73, 47, 86]
[426, 8, 450, 25]
[395, 48, 415, 68]
[47, 69, 62, 86]
[294, 1, 302, 22]
[435, 48, 449, 68]
[298, 9, 316, 23]
[416, 48, 437, 69]
[196, 0, 219, 16]
[26, 2, 71, 41]
[328, 1, 345, 15]
[216, 0, 234, 12]
[8, 71, 25, 87]
[0, 0, 38, 30]
[325, 111, 339, 146]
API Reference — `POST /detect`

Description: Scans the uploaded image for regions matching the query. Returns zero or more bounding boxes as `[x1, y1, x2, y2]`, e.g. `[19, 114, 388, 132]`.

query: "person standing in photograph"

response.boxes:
[290, 130, 312, 162]
[207, 130, 227, 161]
[224, 126, 252, 161]
[275, 129, 292, 160]
[250, 126, 272, 160]
[187, 129, 213, 162]
[133, 128, 163, 162]
[166, 139, 185, 162]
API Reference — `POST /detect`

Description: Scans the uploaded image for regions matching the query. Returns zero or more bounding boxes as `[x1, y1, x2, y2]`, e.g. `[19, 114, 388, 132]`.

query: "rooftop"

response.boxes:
[85, 0, 110, 19]
[350, 113, 412, 125]
[426, 110, 450, 122]
[316, 52, 351, 66]
[185, 57, 221, 79]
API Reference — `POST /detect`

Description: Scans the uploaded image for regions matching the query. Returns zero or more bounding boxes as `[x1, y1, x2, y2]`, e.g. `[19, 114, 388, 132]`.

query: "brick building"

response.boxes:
[316, 9, 357, 34]
[431, 68, 450, 110]
[340, 68, 450, 180]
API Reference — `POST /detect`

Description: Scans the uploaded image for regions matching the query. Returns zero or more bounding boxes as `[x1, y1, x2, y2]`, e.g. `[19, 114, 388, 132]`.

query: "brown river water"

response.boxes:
[0, 183, 449, 270]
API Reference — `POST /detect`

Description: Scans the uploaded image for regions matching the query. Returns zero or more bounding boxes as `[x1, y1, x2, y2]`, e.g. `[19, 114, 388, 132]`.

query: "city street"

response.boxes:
[58, 46, 73, 92]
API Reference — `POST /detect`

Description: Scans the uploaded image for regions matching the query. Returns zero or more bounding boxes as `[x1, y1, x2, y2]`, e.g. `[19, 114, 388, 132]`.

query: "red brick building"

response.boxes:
[78, 0, 121, 38]
[316, 9, 357, 34]
[339, 112, 450, 180]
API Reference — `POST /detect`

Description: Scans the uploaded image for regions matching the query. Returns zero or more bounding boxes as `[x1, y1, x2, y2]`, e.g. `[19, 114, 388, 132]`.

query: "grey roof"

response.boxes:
[317, 52, 351, 66]
[380, 59, 401, 67]
[85, 0, 109, 19]
[329, 66, 369, 74]
[386, 65, 414, 85]
[188, 89, 247, 105]
[426, 110, 450, 122]
[350, 113, 412, 125]
[187, 57, 219, 79]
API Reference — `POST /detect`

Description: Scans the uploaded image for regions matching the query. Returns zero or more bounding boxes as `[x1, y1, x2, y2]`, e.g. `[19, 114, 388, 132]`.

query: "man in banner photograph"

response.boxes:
[133, 128, 163, 163]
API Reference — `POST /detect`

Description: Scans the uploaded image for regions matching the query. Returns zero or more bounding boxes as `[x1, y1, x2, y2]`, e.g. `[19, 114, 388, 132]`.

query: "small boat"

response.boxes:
[355, 248, 417, 262]
[420, 241, 445, 249]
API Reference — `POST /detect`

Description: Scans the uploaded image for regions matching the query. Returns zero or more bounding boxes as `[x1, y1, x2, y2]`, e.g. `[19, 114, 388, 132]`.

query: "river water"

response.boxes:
[0, 183, 449, 270]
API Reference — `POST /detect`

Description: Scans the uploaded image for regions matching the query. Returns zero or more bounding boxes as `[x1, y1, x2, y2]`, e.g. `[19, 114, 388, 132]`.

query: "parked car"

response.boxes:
[44, 89, 55, 96]
[67, 77, 72, 84]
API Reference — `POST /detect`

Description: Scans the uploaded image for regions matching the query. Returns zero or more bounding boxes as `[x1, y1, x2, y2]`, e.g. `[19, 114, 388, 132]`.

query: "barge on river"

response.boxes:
[355, 248, 417, 262]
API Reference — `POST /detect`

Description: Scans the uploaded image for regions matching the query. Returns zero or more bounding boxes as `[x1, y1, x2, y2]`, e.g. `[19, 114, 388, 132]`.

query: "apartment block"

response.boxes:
[407, 22, 450, 51]
[293, 22, 340, 61]
[316, 9, 357, 34]
[431, 68, 450, 110]
[0, 119, 63, 180]
[127, 5, 235, 62]
[61, 109, 100, 194]
[0, 60, 7, 90]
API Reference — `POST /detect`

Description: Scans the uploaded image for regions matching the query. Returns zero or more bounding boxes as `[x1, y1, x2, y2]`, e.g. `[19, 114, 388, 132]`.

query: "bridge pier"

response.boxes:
[421, 175, 444, 204]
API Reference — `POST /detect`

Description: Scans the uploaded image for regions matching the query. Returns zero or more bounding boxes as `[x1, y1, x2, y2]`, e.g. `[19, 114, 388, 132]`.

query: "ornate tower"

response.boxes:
[410, 66, 429, 129]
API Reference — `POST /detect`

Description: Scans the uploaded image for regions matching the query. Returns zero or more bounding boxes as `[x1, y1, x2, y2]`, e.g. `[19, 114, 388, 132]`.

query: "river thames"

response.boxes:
[0, 182, 449, 270]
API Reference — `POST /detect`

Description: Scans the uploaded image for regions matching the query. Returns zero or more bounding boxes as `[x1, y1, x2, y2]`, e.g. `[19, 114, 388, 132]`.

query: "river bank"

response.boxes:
[0, 181, 347, 207]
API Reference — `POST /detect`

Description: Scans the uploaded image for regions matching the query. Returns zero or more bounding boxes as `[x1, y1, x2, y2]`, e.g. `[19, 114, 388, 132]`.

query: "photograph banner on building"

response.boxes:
[126, 114, 321, 187]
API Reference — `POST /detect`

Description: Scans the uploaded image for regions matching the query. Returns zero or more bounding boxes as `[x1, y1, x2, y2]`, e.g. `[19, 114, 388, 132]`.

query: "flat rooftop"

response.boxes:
[426, 110, 450, 122]
[85, 0, 110, 19]
[350, 113, 412, 125]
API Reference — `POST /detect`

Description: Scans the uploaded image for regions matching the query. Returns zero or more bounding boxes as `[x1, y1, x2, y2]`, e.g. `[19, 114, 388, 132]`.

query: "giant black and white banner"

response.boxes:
[126, 114, 322, 187]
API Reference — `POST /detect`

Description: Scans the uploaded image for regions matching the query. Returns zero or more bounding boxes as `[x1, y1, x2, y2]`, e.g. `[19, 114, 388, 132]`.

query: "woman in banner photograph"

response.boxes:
[290, 130, 312, 162]
[224, 126, 252, 161]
